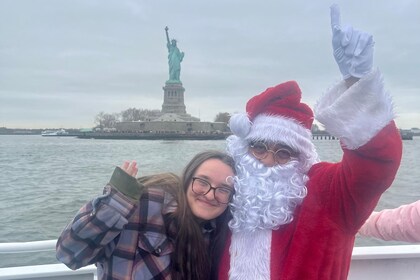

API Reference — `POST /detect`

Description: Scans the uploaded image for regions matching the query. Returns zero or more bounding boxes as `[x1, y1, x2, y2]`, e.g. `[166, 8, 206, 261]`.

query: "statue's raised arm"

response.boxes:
[165, 26, 170, 47]
[164, 26, 184, 83]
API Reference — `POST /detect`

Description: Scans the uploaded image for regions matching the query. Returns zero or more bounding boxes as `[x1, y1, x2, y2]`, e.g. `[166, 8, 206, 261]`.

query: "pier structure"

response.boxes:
[312, 133, 337, 140]
[311, 130, 413, 141]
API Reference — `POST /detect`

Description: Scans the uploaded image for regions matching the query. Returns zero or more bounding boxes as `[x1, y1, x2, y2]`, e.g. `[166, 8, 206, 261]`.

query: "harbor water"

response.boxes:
[1, 135, 419, 268]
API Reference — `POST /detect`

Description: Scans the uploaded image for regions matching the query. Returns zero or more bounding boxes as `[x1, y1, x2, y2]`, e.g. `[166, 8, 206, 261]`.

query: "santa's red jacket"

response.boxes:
[218, 70, 403, 280]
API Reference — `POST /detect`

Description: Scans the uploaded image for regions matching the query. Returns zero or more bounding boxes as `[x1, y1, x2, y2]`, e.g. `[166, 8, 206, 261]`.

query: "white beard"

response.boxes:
[226, 135, 313, 279]
[228, 142, 309, 233]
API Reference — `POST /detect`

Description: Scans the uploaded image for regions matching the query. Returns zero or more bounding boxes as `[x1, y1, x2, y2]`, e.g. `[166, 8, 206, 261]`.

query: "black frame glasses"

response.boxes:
[191, 177, 234, 204]
[249, 141, 297, 165]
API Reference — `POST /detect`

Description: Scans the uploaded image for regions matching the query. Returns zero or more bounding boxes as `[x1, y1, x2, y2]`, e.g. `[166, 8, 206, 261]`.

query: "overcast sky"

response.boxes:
[1, 0, 419, 129]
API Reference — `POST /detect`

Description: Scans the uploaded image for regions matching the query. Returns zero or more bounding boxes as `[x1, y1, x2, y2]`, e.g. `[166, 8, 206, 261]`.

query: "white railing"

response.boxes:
[349, 245, 420, 280]
[352, 244, 420, 260]
[0, 240, 57, 254]
[2, 240, 420, 280]
[0, 240, 97, 280]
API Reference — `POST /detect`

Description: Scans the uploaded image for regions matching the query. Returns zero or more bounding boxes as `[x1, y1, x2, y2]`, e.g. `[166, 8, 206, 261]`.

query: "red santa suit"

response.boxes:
[218, 69, 402, 280]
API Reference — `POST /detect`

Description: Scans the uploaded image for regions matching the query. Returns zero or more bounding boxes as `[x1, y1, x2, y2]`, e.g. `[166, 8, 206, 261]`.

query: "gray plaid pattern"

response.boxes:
[56, 175, 178, 280]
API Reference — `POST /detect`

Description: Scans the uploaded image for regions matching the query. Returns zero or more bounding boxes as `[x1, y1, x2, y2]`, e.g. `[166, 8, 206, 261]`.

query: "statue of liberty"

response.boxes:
[165, 26, 184, 83]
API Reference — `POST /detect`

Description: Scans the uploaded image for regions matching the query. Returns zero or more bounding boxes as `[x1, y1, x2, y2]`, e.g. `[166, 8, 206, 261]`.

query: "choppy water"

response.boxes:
[1, 135, 419, 268]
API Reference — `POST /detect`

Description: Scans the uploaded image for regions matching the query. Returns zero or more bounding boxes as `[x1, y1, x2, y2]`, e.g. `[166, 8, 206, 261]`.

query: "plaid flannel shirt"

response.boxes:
[56, 168, 184, 280]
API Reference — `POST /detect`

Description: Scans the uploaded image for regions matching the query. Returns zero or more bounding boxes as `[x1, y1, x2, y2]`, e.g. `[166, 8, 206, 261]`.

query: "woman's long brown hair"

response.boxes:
[177, 151, 235, 280]
[139, 151, 234, 279]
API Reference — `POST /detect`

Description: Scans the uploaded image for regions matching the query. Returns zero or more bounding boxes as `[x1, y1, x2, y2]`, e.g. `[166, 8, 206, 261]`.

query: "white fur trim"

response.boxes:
[229, 230, 271, 280]
[246, 114, 315, 159]
[314, 69, 395, 149]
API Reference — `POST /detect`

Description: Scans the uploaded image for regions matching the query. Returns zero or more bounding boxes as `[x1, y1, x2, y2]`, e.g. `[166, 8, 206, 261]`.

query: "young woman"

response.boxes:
[56, 150, 235, 280]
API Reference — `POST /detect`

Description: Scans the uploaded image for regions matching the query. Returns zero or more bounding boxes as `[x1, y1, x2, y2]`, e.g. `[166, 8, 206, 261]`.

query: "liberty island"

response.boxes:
[79, 27, 230, 140]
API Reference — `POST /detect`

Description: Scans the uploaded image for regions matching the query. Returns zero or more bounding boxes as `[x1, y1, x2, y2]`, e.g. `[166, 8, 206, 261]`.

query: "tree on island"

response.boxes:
[214, 112, 231, 123]
[94, 109, 231, 128]
[94, 112, 119, 129]
[94, 108, 161, 129]
[120, 108, 161, 122]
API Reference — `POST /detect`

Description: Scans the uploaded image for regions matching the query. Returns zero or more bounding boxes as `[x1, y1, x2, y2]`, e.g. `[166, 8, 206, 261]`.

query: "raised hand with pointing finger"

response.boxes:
[218, 5, 401, 279]
[330, 4, 374, 80]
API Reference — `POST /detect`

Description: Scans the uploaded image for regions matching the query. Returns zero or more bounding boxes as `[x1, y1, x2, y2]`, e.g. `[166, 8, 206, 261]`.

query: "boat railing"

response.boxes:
[0, 240, 96, 280]
[2, 240, 420, 279]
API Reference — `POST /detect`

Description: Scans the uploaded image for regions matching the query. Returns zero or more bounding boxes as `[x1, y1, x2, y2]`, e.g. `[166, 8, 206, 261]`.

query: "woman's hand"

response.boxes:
[121, 161, 138, 177]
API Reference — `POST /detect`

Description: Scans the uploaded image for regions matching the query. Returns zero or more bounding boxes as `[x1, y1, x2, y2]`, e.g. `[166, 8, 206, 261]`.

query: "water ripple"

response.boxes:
[0, 135, 418, 267]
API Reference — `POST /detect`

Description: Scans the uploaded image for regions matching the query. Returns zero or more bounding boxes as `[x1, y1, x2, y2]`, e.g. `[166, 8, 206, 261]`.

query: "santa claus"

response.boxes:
[217, 5, 402, 280]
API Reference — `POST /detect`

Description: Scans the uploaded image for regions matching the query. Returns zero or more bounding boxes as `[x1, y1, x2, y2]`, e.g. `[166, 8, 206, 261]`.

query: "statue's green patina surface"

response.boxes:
[165, 26, 184, 83]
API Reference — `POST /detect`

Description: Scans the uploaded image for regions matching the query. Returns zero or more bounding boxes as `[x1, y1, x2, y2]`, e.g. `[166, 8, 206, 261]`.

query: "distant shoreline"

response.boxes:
[1, 127, 418, 140]
[0, 128, 231, 140]
[77, 131, 230, 140]
[0, 127, 80, 135]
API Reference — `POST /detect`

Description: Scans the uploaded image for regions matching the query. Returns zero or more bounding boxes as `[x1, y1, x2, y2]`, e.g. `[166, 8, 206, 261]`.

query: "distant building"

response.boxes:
[411, 128, 420, 136]
[115, 81, 228, 134]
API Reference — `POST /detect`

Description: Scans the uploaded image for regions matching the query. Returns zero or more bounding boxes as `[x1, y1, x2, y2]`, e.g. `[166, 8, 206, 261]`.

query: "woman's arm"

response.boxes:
[358, 200, 420, 242]
[56, 166, 143, 269]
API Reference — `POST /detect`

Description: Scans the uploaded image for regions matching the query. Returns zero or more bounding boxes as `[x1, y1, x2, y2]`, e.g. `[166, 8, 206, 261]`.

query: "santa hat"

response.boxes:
[229, 81, 314, 154]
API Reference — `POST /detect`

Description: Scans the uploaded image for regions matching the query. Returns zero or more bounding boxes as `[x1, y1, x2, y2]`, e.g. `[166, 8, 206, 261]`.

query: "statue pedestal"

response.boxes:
[162, 82, 186, 114]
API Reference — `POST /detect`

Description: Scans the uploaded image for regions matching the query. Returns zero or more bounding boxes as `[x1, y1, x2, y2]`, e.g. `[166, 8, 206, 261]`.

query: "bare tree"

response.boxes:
[120, 108, 161, 121]
[214, 112, 231, 123]
[94, 112, 120, 128]
[121, 108, 142, 122]
[94, 107, 161, 129]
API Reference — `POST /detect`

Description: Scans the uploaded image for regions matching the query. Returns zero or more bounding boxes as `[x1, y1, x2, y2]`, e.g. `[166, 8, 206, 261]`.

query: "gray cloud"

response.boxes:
[1, 0, 419, 129]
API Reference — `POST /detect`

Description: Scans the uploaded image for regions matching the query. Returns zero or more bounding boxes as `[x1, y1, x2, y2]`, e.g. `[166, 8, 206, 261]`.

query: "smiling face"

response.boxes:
[186, 158, 234, 221]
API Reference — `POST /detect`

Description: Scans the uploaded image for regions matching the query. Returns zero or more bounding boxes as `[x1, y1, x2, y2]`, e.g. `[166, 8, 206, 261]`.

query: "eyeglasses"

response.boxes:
[249, 141, 297, 165]
[191, 177, 234, 204]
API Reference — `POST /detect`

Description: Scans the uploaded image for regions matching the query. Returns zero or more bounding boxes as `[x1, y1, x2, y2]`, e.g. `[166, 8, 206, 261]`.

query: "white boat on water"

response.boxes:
[41, 129, 69, 137]
[1, 240, 420, 279]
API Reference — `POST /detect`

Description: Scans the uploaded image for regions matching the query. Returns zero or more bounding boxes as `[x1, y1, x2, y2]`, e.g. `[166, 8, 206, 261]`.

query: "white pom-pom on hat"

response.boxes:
[229, 113, 252, 138]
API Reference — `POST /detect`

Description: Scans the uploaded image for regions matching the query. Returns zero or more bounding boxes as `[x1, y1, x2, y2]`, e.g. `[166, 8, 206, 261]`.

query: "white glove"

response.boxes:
[330, 4, 374, 79]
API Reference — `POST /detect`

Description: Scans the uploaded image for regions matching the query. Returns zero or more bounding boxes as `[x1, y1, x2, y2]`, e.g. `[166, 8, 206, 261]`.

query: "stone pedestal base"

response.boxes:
[162, 82, 186, 114]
